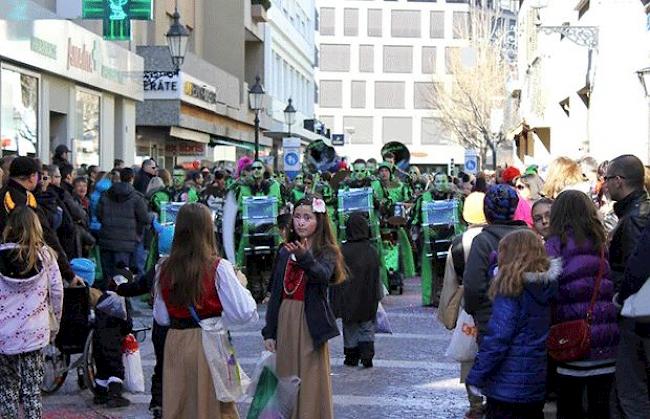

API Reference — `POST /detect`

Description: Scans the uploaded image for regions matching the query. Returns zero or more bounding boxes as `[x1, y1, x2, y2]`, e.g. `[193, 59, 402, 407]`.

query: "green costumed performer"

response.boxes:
[412, 172, 465, 306]
[376, 162, 416, 280]
[338, 159, 388, 287]
[170, 167, 200, 204]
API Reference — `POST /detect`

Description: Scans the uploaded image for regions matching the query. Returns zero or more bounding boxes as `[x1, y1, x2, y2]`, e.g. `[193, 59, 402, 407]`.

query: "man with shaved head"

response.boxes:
[605, 154, 650, 417]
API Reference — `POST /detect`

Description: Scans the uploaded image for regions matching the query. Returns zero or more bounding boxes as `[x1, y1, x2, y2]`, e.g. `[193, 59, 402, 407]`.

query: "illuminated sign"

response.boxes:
[82, 0, 153, 41]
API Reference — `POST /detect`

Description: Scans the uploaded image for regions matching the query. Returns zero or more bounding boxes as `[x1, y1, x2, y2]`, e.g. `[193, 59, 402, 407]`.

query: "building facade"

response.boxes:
[0, 0, 143, 168]
[512, 0, 650, 166]
[315, 0, 477, 168]
[134, 0, 275, 168]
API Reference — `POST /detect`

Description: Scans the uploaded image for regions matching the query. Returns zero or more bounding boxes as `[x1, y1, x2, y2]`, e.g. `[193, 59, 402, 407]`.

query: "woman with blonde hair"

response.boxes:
[0, 207, 63, 419]
[542, 157, 589, 199]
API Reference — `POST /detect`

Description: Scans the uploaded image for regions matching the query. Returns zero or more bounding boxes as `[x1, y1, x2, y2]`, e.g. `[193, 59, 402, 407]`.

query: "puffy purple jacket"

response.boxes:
[545, 235, 619, 360]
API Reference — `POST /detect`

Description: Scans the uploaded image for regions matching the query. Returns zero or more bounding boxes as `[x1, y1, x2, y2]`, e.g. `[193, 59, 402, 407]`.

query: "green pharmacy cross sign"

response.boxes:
[82, 0, 153, 41]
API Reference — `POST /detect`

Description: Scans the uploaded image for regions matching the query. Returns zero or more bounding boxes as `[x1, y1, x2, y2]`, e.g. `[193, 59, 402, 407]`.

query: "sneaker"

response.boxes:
[93, 386, 109, 405]
[106, 382, 131, 408]
[150, 406, 163, 419]
[463, 407, 485, 419]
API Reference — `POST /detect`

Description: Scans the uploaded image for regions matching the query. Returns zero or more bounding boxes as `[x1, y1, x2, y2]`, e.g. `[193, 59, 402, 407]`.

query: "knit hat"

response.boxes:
[463, 192, 487, 225]
[9, 156, 40, 178]
[483, 185, 519, 223]
[501, 167, 521, 185]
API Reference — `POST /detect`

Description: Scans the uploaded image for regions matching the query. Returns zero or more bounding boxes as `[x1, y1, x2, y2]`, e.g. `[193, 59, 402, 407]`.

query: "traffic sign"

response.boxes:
[464, 150, 479, 175]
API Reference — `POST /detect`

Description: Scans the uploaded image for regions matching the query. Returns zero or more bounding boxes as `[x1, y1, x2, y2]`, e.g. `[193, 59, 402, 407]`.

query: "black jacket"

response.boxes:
[618, 220, 650, 337]
[98, 182, 149, 252]
[0, 179, 74, 281]
[134, 171, 154, 195]
[609, 190, 650, 292]
[330, 213, 381, 323]
[463, 220, 529, 336]
[262, 247, 340, 348]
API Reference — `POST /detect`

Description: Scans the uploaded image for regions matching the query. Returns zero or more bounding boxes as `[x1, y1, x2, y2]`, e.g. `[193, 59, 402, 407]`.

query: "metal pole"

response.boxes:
[490, 135, 497, 170]
[254, 110, 260, 161]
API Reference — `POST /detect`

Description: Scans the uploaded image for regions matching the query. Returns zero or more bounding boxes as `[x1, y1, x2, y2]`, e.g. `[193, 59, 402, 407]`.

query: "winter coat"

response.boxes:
[89, 178, 112, 232]
[98, 182, 149, 253]
[609, 190, 650, 291]
[330, 212, 381, 323]
[463, 221, 529, 336]
[263, 247, 340, 348]
[0, 180, 74, 281]
[618, 221, 650, 337]
[134, 170, 154, 195]
[0, 244, 63, 355]
[466, 259, 561, 404]
[546, 235, 619, 361]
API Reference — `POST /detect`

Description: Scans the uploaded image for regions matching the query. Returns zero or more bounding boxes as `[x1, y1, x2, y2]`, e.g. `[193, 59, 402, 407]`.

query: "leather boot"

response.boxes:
[343, 347, 360, 367]
[359, 341, 375, 368]
[106, 381, 131, 408]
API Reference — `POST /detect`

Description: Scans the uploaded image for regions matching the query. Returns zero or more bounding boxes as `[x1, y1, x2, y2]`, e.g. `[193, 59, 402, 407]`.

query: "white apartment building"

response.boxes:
[263, 0, 320, 141]
[513, 0, 650, 166]
[315, 0, 477, 168]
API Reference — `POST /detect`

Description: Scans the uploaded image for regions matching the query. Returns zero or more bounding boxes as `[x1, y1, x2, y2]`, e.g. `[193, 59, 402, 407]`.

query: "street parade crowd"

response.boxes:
[0, 141, 649, 419]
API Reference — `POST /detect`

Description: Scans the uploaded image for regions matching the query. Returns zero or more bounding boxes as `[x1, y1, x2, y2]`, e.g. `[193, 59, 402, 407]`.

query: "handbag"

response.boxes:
[445, 309, 478, 362]
[621, 277, 650, 322]
[547, 249, 605, 362]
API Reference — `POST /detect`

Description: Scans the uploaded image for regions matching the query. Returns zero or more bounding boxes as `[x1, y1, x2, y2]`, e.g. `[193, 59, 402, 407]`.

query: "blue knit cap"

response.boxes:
[483, 184, 519, 223]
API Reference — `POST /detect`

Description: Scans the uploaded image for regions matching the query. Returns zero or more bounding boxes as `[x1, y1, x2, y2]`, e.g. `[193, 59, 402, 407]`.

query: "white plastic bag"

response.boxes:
[621, 278, 650, 321]
[199, 316, 250, 402]
[216, 259, 259, 328]
[122, 334, 145, 393]
[445, 309, 478, 362]
[246, 351, 301, 419]
[375, 302, 393, 334]
[96, 291, 127, 320]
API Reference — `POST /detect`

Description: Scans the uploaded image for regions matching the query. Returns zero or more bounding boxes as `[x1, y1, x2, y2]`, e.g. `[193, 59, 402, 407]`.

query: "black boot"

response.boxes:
[359, 341, 375, 368]
[343, 347, 360, 367]
[106, 382, 131, 408]
[93, 384, 109, 405]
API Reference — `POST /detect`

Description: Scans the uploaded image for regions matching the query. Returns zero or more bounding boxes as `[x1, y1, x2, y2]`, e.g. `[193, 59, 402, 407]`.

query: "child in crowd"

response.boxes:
[466, 229, 561, 419]
[531, 198, 553, 240]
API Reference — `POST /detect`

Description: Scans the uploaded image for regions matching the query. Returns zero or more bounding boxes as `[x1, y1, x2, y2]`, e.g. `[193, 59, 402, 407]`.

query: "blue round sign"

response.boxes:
[465, 159, 477, 171]
[284, 152, 299, 166]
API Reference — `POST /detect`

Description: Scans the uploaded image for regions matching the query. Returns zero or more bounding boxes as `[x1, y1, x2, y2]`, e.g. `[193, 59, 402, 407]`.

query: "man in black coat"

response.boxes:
[98, 168, 149, 289]
[0, 157, 76, 283]
[605, 154, 650, 418]
[133, 159, 157, 195]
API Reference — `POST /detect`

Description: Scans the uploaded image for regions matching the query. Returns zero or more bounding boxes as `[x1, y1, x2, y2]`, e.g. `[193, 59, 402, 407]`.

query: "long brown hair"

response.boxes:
[288, 196, 347, 285]
[161, 203, 218, 306]
[550, 190, 606, 251]
[3, 207, 56, 274]
[489, 230, 550, 299]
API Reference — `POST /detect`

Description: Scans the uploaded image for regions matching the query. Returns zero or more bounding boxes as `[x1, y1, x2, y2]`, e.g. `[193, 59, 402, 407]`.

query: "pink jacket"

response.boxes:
[514, 194, 533, 227]
[0, 244, 63, 355]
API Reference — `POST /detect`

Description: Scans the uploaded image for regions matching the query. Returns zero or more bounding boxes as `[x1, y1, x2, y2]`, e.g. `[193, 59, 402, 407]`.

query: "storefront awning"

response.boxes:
[169, 126, 210, 144]
[211, 136, 270, 152]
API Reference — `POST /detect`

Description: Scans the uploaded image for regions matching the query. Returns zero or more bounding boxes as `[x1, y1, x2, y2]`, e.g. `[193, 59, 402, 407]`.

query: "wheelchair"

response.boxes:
[41, 286, 150, 395]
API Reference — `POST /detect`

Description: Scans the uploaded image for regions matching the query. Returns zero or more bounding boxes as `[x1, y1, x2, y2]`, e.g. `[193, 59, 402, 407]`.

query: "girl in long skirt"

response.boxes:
[262, 196, 347, 419]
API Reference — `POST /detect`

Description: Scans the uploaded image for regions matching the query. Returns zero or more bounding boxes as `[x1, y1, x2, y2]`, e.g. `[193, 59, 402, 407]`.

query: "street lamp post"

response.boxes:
[637, 67, 650, 163]
[248, 76, 265, 161]
[165, 3, 190, 73]
[284, 98, 296, 136]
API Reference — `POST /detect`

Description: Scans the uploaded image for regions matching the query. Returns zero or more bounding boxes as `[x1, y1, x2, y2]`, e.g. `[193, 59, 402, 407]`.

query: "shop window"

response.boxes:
[0, 67, 39, 156]
[75, 90, 101, 166]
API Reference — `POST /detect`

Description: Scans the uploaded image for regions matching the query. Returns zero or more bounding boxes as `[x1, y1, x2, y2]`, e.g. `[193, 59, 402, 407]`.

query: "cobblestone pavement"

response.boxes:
[43, 277, 470, 418]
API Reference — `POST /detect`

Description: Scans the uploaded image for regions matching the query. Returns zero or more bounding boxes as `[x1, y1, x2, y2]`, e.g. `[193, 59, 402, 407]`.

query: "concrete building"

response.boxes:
[512, 0, 650, 166]
[262, 0, 329, 162]
[0, 0, 143, 167]
[315, 0, 479, 169]
[134, 0, 275, 168]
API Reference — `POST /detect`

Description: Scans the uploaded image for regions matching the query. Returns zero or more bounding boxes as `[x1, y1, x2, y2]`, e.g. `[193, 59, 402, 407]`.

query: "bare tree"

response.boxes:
[428, 3, 514, 168]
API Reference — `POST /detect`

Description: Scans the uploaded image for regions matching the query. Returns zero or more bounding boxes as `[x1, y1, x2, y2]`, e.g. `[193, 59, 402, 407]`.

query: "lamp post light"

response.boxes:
[165, 4, 190, 73]
[638, 67, 650, 163]
[284, 98, 296, 136]
[248, 75, 265, 161]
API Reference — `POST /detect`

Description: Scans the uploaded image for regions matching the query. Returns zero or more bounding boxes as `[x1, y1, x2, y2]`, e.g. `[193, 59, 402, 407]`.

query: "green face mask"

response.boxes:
[353, 164, 367, 180]
[434, 175, 450, 193]
[251, 164, 264, 180]
[294, 175, 303, 186]
[173, 171, 185, 187]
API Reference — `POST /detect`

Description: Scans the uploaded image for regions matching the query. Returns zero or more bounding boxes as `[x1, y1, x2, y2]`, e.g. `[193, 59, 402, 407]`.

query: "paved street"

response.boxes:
[43, 277, 468, 418]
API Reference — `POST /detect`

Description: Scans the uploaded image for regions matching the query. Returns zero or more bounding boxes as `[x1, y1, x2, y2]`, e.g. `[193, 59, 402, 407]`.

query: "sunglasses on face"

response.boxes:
[252, 166, 264, 171]
[42, 176, 49, 181]
[516, 184, 526, 190]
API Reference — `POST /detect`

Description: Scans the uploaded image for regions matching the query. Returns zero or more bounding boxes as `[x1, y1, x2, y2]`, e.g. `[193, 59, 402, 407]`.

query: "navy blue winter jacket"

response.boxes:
[466, 258, 561, 404]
